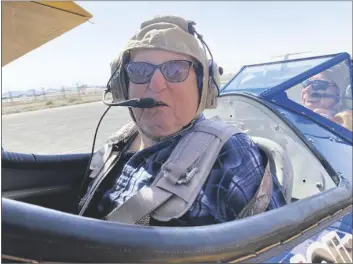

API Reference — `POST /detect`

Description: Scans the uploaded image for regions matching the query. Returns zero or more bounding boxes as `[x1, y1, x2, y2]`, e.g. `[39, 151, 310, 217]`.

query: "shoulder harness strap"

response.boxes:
[236, 160, 273, 219]
[105, 117, 242, 224]
[78, 122, 138, 215]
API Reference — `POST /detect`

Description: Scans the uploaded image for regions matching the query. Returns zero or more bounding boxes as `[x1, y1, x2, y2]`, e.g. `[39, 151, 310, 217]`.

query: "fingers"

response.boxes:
[313, 108, 335, 121]
[313, 108, 330, 115]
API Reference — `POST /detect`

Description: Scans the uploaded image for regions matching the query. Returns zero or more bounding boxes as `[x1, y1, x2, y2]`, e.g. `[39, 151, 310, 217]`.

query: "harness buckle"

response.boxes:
[161, 162, 199, 185]
[176, 167, 199, 185]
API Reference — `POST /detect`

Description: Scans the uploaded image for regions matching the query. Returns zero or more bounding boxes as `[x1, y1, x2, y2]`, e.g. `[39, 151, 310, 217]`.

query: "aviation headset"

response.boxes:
[105, 17, 223, 113]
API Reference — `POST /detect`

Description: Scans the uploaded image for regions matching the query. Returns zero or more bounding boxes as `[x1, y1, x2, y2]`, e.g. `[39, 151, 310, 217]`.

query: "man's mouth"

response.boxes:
[307, 99, 320, 103]
[307, 95, 322, 103]
[155, 101, 168, 107]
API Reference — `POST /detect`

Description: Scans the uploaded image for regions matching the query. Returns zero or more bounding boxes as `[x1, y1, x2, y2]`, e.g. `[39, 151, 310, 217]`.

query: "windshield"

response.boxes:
[221, 54, 353, 133]
[284, 59, 352, 132]
[222, 55, 336, 93]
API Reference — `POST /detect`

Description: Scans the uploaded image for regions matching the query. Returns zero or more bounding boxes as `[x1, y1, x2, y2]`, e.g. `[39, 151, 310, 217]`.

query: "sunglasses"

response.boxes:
[124, 60, 195, 84]
[302, 80, 337, 91]
[309, 92, 338, 99]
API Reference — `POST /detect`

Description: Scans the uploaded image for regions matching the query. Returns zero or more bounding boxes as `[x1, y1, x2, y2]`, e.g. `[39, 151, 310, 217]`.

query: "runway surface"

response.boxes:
[2, 101, 220, 154]
[2, 102, 131, 154]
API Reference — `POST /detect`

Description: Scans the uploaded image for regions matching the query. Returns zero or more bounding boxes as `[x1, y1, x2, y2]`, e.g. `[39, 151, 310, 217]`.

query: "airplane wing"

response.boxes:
[2, 1, 92, 66]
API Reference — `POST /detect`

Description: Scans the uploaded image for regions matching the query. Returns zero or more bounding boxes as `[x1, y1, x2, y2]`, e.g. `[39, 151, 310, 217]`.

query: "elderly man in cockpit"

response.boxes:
[301, 71, 353, 131]
[301, 72, 341, 120]
[78, 15, 286, 226]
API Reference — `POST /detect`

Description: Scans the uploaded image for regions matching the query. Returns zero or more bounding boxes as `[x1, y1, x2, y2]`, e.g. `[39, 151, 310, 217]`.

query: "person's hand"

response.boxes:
[332, 111, 353, 131]
[313, 108, 335, 121]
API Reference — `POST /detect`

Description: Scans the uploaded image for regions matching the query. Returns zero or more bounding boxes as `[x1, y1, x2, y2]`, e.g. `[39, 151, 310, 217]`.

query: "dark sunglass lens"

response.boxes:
[126, 62, 155, 84]
[161, 60, 191, 82]
[312, 81, 329, 91]
[311, 92, 321, 98]
[311, 92, 336, 99]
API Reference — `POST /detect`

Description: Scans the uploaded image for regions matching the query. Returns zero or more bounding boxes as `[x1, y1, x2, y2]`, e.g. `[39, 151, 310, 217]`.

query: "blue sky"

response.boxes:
[2, 1, 352, 92]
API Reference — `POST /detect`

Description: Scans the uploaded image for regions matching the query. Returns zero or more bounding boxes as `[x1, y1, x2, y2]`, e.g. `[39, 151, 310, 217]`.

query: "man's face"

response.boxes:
[301, 73, 339, 111]
[127, 49, 200, 138]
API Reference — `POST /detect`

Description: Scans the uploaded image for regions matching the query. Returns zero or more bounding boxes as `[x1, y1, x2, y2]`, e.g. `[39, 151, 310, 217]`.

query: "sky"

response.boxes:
[1, 1, 352, 92]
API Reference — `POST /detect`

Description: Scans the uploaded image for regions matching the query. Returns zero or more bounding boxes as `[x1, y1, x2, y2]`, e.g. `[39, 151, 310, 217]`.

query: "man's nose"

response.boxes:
[149, 68, 167, 92]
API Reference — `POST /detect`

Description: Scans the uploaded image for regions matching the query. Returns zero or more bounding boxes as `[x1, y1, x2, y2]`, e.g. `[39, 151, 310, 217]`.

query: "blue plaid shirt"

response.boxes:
[89, 115, 287, 226]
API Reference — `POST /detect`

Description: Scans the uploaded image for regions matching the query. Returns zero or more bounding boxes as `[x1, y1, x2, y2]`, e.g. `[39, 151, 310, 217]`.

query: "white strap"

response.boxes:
[105, 186, 171, 224]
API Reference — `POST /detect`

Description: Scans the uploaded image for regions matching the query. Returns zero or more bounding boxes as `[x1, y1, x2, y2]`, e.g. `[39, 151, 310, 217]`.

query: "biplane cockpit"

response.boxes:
[1, 2, 352, 263]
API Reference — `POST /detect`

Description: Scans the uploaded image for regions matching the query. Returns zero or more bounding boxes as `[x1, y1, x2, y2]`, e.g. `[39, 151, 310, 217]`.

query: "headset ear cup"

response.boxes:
[205, 63, 219, 109]
[110, 53, 131, 103]
[110, 66, 128, 103]
[110, 72, 120, 103]
[205, 79, 218, 109]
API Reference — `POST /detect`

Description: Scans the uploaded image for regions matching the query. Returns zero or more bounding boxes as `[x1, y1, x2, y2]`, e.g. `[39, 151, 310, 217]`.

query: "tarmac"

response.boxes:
[2, 101, 222, 154]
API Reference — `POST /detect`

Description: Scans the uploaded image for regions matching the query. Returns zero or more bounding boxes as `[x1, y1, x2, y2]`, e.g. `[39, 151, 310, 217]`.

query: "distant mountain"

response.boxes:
[2, 90, 33, 98]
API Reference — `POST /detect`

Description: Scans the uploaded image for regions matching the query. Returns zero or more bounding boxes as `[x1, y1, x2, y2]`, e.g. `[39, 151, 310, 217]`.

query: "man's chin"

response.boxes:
[139, 123, 179, 139]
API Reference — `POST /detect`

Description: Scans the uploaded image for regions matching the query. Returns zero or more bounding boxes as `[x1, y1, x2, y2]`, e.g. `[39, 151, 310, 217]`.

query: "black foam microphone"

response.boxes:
[105, 98, 167, 108]
[102, 89, 166, 108]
